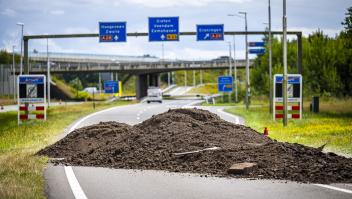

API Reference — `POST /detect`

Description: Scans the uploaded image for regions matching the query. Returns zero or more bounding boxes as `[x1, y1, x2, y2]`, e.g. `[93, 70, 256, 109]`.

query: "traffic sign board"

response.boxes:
[275, 76, 300, 84]
[218, 76, 233, 92]
[249, 42, 266, 47]
[197, 24, 224, 41]
[249, 49, 266, 54]
[99, 22, 127, 43]
[104, 81, 119, 94]
[148, 17, 179, 42]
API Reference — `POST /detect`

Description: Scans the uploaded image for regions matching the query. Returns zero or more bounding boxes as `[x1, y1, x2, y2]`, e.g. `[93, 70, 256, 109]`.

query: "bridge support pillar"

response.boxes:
[149, 73, 160, 87]
[136, 74, 148, 100]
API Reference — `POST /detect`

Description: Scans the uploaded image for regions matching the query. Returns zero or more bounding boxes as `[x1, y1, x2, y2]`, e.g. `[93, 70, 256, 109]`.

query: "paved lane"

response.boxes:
[43, 99, 352, 199]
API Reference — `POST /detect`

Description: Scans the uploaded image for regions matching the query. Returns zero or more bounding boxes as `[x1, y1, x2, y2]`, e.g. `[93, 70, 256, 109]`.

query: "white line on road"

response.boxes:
[217, 109, 239, 125]
[137, 114, 140, 116]
[66, 104, 138, 199]
[137, 117, 140, 120]
[140, 111, 143, 113]
[182, 101, 202, 108]
[314, 184, 352, 194]
[144, 109, 146, 111]
[64, 166, 88, 199]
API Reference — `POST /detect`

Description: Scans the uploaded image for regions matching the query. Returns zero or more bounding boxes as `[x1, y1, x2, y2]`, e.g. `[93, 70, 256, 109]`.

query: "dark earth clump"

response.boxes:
[36, 108, 352, 184]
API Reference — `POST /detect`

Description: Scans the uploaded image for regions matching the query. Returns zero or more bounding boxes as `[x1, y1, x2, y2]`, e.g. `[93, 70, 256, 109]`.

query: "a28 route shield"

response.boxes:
[99, 22, 127, 42]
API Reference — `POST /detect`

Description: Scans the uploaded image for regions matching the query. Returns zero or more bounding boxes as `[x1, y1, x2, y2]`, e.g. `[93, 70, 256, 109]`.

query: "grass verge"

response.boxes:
[0, 100, 134, 198]
[224, 106, 352, 156]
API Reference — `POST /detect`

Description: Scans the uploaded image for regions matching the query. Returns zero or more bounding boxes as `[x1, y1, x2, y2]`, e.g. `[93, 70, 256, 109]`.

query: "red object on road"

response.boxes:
[264, 127, 268, 136]
[60, 99, 62, 105]
[1, 103, 3, 110]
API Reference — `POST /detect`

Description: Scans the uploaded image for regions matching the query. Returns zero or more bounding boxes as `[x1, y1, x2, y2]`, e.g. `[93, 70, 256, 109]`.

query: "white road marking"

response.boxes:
[64, 166, 88, 199]
[140, 111, 143, 113]
[137, 117, 140, 120]
[314, 184, 352, 194]
[217, 109, 239, 124]
[182, 101, 202, 108]
[144, 109, 146, 111]
[137, 114, 140, 116]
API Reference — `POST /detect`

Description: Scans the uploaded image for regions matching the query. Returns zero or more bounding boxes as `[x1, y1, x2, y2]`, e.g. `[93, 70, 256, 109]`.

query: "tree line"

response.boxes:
[251, 6, 352, 98]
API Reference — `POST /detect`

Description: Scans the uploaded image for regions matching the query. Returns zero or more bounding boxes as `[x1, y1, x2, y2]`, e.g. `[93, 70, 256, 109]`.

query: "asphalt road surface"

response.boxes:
[43, 99, 352, 199]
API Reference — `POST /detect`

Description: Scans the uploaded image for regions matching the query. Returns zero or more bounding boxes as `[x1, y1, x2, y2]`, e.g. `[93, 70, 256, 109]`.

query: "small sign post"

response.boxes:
[273, 74, 302, 121]
[17, 75, 46, 124]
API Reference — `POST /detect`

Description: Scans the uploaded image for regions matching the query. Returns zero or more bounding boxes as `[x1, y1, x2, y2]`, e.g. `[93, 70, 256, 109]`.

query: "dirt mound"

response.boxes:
[36, 108, 352, 184]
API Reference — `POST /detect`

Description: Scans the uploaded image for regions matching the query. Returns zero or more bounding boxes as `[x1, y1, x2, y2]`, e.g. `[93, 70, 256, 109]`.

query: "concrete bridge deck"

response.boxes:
[3, 59, 254, 75]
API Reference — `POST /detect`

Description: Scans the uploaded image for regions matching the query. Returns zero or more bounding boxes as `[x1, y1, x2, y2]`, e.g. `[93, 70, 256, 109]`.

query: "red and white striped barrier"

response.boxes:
[274, 106, 300, 119]
[19, 115, 45, 119]
[275, 106, 300, 111]
[275, 114, 300, 119]
[19, 106, 45, 120]
[19, 106, 45, 111]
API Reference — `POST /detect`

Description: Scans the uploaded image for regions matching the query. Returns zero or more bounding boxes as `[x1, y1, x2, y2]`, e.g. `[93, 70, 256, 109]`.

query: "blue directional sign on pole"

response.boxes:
[99, 22, 126, 43]
[249, 42, 266, 47]
[148, 17, 179, 42]
[104, 81, 119, 93]
[196, 24, 224, 41]
[218, 76, 233, 92]
[249, 49, 266, 54]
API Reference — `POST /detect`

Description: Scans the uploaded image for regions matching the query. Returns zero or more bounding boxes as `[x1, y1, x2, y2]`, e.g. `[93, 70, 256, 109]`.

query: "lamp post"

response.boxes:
[229, 12, 249, 108]
[263, 0, 273, 114]
[43, 33, 50, 108]
[227, 14, 241, 103]
[238, 11, 249, 110]
[283, 0, 288, 126]
[16, 23, 24, 75]
[226, 41, 232, 103]
[13, 45, 16, 104]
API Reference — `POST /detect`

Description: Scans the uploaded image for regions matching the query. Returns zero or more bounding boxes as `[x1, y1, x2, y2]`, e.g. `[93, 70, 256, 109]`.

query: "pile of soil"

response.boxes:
[36, 108, 352, 184]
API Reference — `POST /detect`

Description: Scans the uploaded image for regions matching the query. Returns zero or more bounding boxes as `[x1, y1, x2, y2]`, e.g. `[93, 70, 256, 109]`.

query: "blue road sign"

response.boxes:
[99, 22, 126, 42]
[104, 81, 119, 93]
[196, 24, 224, 41]
[19, 76, 44, 84]
[148, 17, 179, 42]
[249, 49, 266, 54]
[218, 76, 233, 92]
[249, 42, 266, 47]
[275, 76, 300, 84]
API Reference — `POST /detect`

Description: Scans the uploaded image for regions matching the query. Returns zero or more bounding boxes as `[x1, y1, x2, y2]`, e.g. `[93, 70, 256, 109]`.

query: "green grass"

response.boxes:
[224, 106, 352, 156]
[0, 100, 134, 198]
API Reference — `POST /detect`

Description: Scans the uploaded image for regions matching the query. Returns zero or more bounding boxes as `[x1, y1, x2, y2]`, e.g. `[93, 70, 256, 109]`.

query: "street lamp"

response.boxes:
[227, 14, 243, 103]
[43, 33, 50, 108]
[226, 41, 232, 103]
[237, 11, 249, 110]
[16, 22, 24, 75]
[13, 45, 16, 104]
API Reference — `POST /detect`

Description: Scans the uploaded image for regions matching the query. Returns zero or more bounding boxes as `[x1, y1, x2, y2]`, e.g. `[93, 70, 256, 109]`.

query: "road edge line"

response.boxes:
[217, 109, 239, 124]
[64, 166, 88, 199]
[314, 184, 352, 194]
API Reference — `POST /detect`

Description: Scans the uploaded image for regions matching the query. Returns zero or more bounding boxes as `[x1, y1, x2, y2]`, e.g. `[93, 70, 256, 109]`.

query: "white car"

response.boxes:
[147, 87, 162, 103]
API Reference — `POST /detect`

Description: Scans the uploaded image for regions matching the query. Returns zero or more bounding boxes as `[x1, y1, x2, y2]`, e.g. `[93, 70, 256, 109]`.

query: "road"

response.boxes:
[0, 102, 83, 113]
[43, 99, 352, 199]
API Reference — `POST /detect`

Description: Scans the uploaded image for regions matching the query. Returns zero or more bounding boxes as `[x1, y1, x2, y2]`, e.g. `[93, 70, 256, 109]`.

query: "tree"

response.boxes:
[341, 6, 352, 36]
[33, 49, 38, 53]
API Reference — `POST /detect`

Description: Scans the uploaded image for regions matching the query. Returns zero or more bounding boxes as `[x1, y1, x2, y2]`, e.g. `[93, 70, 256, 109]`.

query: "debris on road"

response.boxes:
[36, 108, 352, 184]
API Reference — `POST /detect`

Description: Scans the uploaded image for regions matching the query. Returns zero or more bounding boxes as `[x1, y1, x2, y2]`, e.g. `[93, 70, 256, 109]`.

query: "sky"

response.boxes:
[0, 0, 350, 61]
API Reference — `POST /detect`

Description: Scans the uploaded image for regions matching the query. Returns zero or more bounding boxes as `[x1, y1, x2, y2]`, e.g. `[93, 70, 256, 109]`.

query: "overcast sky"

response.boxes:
[0, 0, 349, 60]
